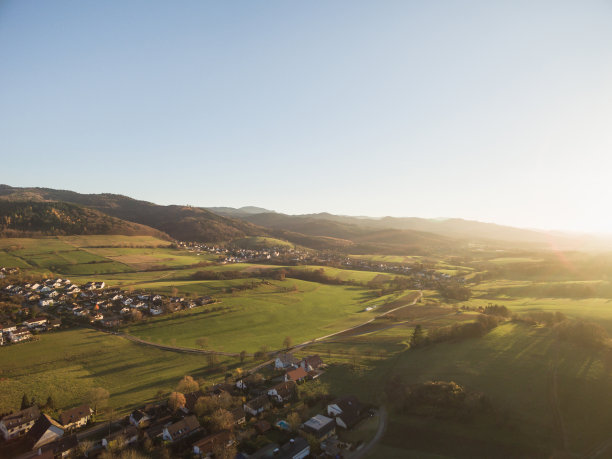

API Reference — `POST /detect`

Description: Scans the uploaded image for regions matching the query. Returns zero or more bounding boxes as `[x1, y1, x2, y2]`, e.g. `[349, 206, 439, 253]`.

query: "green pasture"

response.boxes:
[0, 328, 234, 416]
[230, 236, 294, 249]
[124, 280, 380, 352]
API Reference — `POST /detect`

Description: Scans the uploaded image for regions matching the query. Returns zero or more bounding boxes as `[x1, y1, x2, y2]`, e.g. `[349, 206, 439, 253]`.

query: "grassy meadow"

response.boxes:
[4, 235, 612, 456]
[0, 327, 236, 416]
[124, 279, 381, 352]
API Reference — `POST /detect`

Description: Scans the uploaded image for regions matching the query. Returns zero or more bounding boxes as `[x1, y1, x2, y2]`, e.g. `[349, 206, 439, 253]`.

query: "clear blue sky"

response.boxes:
[1, 1, 612, 232]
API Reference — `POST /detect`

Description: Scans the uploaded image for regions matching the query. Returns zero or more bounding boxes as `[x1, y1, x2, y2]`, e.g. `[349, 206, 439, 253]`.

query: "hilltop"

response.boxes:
[0, 201, 169, 239]
[0, 185, 266, 243]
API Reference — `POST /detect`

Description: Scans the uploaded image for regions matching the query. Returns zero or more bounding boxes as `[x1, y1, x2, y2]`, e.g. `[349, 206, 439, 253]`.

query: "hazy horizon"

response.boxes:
[2, 1, 612, 233]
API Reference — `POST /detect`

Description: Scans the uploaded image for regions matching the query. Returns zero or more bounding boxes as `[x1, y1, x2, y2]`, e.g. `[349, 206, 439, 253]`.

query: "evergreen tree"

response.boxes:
[20, 393, 30, 410]
[46, 395, 55, 410]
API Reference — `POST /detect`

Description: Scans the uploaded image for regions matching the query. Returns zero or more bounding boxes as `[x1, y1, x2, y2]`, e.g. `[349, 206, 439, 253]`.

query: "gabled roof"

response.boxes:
[193, 430, 233, 454]
[230, 406, 246, 423]
[40, 434, 78, 456]
[285, 367, 308, 381]
[166, 415, 200, 440]
[245, 394, 270, 411]
[24, 414, 64, 450]
[269, 380, 296, 399]
[59, 404, 91, 426]
[0, 405, 40, 429]
[276, 353, 299, 365]
[302, 354, 323, 369]
[184, 390, 203, 412]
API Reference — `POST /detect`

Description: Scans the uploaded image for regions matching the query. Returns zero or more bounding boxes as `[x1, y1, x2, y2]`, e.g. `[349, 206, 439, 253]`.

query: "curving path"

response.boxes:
[348, 406, 388, 459]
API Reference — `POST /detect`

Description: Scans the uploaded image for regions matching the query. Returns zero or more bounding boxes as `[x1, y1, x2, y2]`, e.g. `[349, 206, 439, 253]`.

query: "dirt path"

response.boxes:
[348, 406, 388, 459]
[288, 291, 423, 351]
[113, 291, 422, 357]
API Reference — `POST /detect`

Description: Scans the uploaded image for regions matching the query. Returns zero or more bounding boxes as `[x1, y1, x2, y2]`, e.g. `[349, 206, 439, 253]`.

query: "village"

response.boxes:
[0, 349, 375, 459]
[179, 242, 459, 286]
[0, 269, 217, 347]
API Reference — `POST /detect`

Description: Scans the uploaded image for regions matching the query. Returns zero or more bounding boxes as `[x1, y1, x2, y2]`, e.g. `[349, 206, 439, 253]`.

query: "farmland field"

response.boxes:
[124, 279, 381, 352]
[0, 327, 235, 416]
[313, 322, 612, 458]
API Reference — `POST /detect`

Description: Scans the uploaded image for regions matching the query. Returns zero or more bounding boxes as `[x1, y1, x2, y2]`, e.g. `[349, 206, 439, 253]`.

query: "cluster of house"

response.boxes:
[0, 403, 92, 457]
[178, 242, 311, 265]
[0, 317, 61, 346]
[0, 348, 370, 458]
[177, 241, 462, 286]
[0, 267, 19, 279]
[0, 275, 216, 341]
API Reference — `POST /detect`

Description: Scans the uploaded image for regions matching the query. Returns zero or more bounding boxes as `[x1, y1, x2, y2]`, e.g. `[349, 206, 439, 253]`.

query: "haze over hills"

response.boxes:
[1, 184, 609, 252]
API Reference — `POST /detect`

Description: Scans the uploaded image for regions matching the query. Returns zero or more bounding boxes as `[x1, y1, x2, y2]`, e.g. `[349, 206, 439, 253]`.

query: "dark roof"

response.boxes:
[24, 414, 64, 450]
[130, 409, 148, 423]
[184, 390, 203, 412]
[40, 434, 78, 455]
[245, 394, 270, 411]
[1, 406, 40, 429]
[166, 415, 200, 440]
[302, 354, 323, 369]
[270, 381, 296, 400]
[278, 437, 310, 459]
[255, 419, 271, 433]
[193, 430, 233, 454]
[230, 406, 246, 423]
[59, 404, 91, 426]
[329, 396, 365, 428]
[276, 353, 299, 365]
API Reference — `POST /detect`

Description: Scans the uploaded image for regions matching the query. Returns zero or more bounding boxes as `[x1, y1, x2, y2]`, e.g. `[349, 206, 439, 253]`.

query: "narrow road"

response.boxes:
[111, 291, 422, 357]
[118, 333, 241, 357]
[289, 291, 423, 351]
[348, 406, 388, 459]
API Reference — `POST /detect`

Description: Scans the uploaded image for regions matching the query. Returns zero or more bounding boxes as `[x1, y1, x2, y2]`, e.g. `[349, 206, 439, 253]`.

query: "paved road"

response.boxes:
[349, 406, 388, 459]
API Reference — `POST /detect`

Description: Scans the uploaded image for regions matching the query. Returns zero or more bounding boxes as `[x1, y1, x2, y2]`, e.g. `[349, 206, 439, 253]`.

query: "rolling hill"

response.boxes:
[0, 201, 169, 238]
[0, 185, 267, 243]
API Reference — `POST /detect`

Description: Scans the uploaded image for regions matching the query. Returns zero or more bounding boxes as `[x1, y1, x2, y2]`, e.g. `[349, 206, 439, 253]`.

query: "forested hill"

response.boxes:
[0, 185, 267, 242]
[0, 201, 170, 239]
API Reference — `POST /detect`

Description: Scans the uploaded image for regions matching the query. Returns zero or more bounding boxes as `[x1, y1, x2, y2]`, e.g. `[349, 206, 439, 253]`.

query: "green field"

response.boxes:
[312, 323, 612, 458]
[0, 327, 234, 416]
[124, 279, 381, 352]
[231, 236, 295, 249]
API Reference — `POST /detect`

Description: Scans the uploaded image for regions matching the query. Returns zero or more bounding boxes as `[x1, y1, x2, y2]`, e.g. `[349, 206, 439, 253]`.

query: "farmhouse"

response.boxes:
[268, 381, 296, 403]
[0, 406, 40, 439]
[183, 390, 204, 414]
[9, 327, 33, 343]
[284, 367, 308, 383]
[162, 415, 201, 442]
[243, 395, 271, 416]
[301, 414, 335, 441]
[24, 414, 65, 451]
[327, 396, 365, 429]
[129, 409, 151, 427]
[300, 355, 323, 372]
[192, 430, 234, 457]
[59, 404, 92, 430]
[275, 353, 299, 369]
[37, 433, 79, 458]
[230, 406, 246, 425]
[250, 437, 310, 459]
